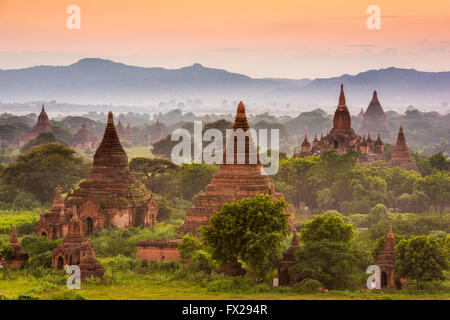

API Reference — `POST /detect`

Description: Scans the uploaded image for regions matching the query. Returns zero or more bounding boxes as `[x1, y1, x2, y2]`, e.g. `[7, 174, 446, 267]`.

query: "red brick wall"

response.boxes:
[137, 246, 182, 262]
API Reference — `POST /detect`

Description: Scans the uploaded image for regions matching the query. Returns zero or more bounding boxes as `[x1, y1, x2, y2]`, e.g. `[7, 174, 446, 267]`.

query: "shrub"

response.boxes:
[293, 278, 322, 293]
[189, 250, 217, 274]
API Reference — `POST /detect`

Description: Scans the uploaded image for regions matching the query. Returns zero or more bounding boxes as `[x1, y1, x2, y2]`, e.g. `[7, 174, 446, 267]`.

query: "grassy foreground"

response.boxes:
[1, 270, 448, 300]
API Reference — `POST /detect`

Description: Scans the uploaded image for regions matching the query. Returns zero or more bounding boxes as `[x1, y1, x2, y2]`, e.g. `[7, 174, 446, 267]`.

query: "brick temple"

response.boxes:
[359, 91, 395, 142]
[51, 206, 104, 279]
[374, 225, 398, 289]
[20, 104, 52, 146]
[36, 111, 157, 239]
[72, 122, 97, 149]
[138, 101, 294, 262]
[148, 119, 165, 145]
[294, 85, 385, 165]
[178, 101, 293, 234]
[2, 226, 29, 268]
[387, 126, 418, 172]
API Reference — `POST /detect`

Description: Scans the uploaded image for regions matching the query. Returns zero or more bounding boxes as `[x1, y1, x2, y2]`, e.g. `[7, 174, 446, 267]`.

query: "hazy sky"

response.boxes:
[0, 0, 449, 78]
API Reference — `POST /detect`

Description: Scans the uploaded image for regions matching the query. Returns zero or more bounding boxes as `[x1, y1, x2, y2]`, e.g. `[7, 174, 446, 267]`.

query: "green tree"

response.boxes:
[395, 236, 448, 285]
[21, 132, 64, 153]
[366, 204, 390, 227]
[179, 163, 218, 200]
[201, 194, 289, 282]
[1, 143, 90, 203]
[300, 214, 354, 243]
[178, 234, 203, 260]
[129, 157, 178, 193]
[428, 152, 449, 171]
[292, 240, 361, 289]
[415, 170, 450, 213]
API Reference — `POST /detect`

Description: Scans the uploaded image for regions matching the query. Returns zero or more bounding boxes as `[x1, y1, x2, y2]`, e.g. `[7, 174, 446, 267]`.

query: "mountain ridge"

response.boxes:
[0, 58, 448, 107]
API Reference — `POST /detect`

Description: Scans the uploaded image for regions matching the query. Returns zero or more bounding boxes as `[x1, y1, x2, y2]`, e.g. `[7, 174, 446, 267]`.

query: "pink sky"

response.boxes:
[0, 0, 449, 78]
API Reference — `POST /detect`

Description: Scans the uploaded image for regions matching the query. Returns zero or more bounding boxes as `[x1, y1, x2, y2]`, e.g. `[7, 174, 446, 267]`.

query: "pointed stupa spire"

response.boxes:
[338, 84, 346, 107]
[375, 133, 383, 145]
[387, 224, 394, 238]
[302, 134, 310, 146]
[41, 104, 45, 112]
[313, 133, 318, 142]
[291, 231, 299, 247]
[372, 90, 378, 100]
[10, 225, 19, 246]
[332, 84, 352, 132]
[93, 111, 128, 167]
[232, 101, 249, 131]
[394, 126, 408, 151]
[51, 185, 64, 210]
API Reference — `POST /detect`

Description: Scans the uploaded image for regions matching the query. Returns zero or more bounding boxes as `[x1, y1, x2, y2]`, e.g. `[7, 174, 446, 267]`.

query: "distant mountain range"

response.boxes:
[0, 58, 449, 108]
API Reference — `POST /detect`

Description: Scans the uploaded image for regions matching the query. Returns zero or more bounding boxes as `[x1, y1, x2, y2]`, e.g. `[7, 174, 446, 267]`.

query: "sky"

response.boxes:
[0, 0, 449, 78]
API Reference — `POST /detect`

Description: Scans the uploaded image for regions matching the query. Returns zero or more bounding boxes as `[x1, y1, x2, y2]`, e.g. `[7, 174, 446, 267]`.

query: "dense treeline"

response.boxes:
[272, 149, 450, 214]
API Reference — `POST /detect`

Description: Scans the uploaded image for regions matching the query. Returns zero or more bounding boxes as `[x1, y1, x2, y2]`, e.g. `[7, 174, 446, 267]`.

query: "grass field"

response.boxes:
[124, 146, 153, 159]
[0, 269, 449, 300]
[0, 209, 40, 235]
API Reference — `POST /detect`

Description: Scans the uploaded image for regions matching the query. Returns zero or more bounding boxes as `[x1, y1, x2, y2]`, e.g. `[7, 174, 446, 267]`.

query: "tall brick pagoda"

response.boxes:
[178, 101, 292, 234]
[387, 126, 418, 172]
[36, 112, 157, 238]
[359, 91, 394, 141]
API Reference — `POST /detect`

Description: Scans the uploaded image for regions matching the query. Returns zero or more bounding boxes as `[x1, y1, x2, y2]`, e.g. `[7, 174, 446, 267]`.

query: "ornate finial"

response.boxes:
[373, 90, 378, 99]
[41, 104, 45, 112]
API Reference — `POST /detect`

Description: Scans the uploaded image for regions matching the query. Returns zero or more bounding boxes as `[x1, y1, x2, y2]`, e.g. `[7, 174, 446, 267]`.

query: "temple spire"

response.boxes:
[232, 101, 249, 131]
[10, 225, 19, 246]
[394, 126, 408, 151]
[291, 231, 299, 247]
[338, 84, 346, 107]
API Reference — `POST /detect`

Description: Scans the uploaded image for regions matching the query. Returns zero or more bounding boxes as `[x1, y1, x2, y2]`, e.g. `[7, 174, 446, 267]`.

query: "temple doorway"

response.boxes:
[381, 271, 388, 288]
[86, 217, 93, 235]
[41, 231, 47, 238]
[57, 256, 64, 269]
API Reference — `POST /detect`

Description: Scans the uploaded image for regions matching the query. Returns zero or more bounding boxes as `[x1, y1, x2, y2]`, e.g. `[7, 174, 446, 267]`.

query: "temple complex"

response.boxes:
[2, 226, 29, 268]
[148, 119, 165, 145]
[178, 101, 294, 234]
[359, 91, 395, 141]
[387, 126, 419, 172]
[51, 207, 104, 279]
[36, 111, 158, 239]
[293, 85, 386, 165]
[20, 104, 52, 146]
[278, 231, 300, 286]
